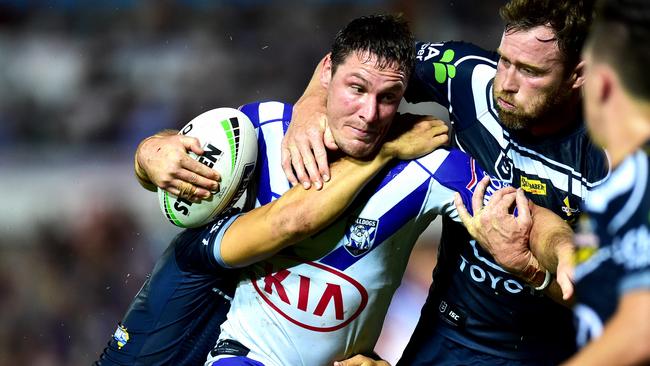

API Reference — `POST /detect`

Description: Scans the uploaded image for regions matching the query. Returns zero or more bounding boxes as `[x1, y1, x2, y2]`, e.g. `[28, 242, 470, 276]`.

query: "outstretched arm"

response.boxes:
[222, 116, 449, 267]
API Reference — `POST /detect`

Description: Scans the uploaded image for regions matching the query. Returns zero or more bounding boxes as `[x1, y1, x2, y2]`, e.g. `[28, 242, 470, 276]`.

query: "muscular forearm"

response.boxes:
[295, 55, 328, 108]
[529, 204, 574, 271]
[221, 153, 393, 267]
[562, 291, 650, 365]
[528, 204, 576, 303]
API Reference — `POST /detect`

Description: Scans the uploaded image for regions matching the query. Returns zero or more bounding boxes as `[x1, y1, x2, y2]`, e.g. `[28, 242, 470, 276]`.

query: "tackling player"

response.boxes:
[114, 14, 575, 366]
[563, 0, 650, 364]
[280, 1, 609, 365]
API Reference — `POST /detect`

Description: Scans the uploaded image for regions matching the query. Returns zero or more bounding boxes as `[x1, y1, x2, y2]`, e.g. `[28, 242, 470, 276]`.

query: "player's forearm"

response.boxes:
[529, 205, 574, 271]
[526, 205, 575, 304]
[562, 291, 650, 366]
[294, 55, 328, 112]
[221, 153, 393, 267]
[134, 129, 179, 191]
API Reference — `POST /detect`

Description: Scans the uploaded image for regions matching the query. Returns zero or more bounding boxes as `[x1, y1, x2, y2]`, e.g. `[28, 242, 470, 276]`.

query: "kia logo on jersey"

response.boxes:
[344, 217, 378, 256]
[251, 258, 368, 332]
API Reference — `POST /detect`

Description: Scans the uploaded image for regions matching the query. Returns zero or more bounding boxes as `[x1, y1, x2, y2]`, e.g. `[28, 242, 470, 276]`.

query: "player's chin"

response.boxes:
[341, 139, 379, 159]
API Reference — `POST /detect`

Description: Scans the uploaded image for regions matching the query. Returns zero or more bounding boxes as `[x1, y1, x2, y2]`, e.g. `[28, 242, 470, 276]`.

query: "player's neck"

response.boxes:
[608, 102, 650, 168]
[515, 97, 582, 142]
[541, 92, 582, 135]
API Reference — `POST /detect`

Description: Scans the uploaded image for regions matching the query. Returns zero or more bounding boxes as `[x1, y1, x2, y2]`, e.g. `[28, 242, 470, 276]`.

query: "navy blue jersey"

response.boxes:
[401, 41, 609, 363]
[573, 146, 650, 347]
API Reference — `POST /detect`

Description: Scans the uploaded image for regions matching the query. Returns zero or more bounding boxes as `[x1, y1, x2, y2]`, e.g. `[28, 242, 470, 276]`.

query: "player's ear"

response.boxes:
[321, 54, 333, 89]
[570, 60, 586, 89]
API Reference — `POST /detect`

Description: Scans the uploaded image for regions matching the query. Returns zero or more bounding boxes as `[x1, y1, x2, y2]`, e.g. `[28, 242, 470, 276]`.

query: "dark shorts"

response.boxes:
[398, 332, 539, 366]
[95, 225, 239, 366]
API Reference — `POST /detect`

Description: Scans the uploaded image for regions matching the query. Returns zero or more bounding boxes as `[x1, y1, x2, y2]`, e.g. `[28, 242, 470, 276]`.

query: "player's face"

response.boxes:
[322, 51, 407, 158]
[494, 25, 573, 130]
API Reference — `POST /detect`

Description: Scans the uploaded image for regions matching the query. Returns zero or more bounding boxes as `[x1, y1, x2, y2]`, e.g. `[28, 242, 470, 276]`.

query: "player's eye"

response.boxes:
[350, 85, 364, 94]
[380, 93, 398, 104]
[521, 67, 539, 76]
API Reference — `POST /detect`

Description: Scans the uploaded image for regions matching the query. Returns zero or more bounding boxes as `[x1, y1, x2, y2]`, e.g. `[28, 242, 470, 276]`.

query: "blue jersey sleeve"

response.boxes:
[417, 148, 512, 219]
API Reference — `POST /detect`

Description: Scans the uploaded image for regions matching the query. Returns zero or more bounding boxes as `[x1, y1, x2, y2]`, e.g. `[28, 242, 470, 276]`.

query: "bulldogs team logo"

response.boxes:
[345, 217, 378, 256]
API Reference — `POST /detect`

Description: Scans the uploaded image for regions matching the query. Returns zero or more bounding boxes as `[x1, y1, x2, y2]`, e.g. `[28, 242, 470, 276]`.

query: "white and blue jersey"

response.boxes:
[573, 146, 650, 347]
[399, 41, 610, 364]
[206, 101, 509, 366]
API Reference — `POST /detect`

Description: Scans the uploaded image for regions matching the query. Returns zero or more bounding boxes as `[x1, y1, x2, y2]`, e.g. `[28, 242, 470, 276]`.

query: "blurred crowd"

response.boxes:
[0, 1, 504, 364]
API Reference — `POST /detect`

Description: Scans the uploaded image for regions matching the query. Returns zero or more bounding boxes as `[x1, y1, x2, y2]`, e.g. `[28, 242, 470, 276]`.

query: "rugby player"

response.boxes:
[116, 14, 574, 366]
[281, 1, 609, 365]
[563, 0, 650, 364]
[96, 15, 448, 365]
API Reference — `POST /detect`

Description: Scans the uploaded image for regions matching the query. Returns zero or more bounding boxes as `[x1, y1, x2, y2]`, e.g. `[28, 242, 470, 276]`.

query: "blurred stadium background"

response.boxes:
[0, 1, 504, 364]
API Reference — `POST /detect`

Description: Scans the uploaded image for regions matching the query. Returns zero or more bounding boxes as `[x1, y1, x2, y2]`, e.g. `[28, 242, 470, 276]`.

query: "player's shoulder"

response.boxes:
[239, 101, 294, 129]
[415, 41, 499, 66]
[585, 148, 648, 221]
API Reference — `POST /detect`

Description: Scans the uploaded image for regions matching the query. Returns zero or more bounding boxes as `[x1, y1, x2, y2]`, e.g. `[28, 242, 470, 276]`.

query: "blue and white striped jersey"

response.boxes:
[209, 101, 507, 366]
[573, 146, 650, 347]
[401, 41, 610, 363]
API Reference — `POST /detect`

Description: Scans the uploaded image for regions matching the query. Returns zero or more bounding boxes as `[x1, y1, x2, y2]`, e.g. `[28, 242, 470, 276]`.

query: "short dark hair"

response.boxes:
[500, 0, 596, 70]
[587, 0, 650, 99]
[330, 14, 415, 78]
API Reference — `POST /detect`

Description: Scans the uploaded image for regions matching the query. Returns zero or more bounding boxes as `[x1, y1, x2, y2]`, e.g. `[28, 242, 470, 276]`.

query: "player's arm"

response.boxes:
[221, 116, 449, 268]
[135, 130, 221, 201]
[455, 177, 575, 304]
[281, 54, 333, 189]
[561, 290, 650, 366]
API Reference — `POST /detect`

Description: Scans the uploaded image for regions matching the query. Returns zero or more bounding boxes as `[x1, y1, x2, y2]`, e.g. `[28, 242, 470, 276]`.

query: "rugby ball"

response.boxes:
[158, 107, 258, 228]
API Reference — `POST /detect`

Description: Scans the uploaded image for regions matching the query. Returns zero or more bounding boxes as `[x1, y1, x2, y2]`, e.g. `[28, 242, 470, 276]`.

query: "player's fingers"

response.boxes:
[298, 140, 323, 190]
[333, 354, 377, 366]
[515, 188, 532, 226]
[471, 176, 491, 214]
[324, 123, 339, 152]
[455, 192, 475, 233]
[179, 156, 221, 184]
[281, 144, 299, 186]
[166, 180, 203, 203]
[180, 135, 204, 156]
[557, 270, 575, 301]
[311, 136, 330, 184]
[175, 169, 219, 196]
[289, 145, 311, 189]
[498, 190, 517, 214]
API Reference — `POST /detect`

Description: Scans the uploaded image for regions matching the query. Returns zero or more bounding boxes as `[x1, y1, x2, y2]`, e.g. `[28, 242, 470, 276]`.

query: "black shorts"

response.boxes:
[95, 223, 239, 366]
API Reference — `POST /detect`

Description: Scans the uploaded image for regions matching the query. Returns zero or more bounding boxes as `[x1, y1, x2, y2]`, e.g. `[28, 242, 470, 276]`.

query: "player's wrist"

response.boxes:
[520, 255, 551, 290]
[134, 136, 157, 192]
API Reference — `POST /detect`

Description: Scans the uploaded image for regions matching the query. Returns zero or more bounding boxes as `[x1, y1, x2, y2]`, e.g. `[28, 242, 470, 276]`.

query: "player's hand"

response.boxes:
[555, 244, 575, 300]
[281, 98, 338, 190]
[454, 177, 535, 276]
[136, 132, 221, 202]
[380, 113, 449, 160]
[334, 354, 391, 366]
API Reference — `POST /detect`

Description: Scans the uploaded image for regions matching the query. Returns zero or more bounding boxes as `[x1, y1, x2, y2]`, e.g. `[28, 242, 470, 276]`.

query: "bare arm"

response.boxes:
[281, 54, 332, 189]
[135, 130, 221, 201]
[222, 116, 449, 267]
[561, 291, 650, 366]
